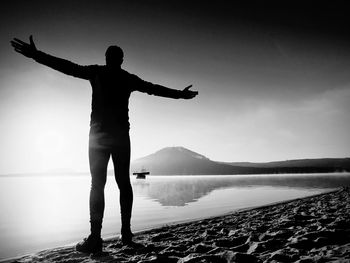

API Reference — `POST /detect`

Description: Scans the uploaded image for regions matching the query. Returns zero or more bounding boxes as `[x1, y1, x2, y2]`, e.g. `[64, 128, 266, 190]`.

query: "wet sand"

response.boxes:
[6, 187, 350, 262]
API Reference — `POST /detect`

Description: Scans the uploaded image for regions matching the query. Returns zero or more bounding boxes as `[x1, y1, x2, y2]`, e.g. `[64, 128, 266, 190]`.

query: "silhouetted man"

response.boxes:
[11, 36, 198, 253]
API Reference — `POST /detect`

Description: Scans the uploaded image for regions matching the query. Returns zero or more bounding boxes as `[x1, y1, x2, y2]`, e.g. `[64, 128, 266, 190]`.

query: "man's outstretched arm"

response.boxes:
[11, 35, 94, 80]
[135, 75, 198, 100]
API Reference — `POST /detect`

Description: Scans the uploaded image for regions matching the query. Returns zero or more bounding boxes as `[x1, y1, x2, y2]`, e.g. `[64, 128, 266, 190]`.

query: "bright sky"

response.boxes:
[1, 1, 350, 174]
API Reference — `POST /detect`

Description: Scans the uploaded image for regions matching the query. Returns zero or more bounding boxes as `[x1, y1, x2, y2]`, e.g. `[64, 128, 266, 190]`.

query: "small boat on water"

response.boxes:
[133, 169, 150, 179]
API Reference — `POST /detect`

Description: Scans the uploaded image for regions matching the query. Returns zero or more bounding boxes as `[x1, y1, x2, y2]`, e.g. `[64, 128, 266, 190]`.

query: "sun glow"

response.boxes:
[34, 129, 65, 157]
[8, 104, 90, 173]
[31, 125, 68, 171]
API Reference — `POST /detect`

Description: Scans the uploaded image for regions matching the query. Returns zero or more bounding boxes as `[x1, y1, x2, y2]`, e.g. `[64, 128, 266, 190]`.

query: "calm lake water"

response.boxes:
[0, 173, 349, 259]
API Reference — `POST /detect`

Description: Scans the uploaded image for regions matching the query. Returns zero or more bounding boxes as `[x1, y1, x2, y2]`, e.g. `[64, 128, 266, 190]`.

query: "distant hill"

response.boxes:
[131, 147, 269, 175]
[223, 158, 350, 170]
[131, 147, 350, 175]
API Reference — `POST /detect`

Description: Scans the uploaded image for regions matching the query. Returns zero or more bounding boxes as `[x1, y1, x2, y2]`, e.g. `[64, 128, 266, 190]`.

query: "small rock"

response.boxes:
[258, 232, 268, 241]
[218, 228, 229, 235]
[228, 229, 238, 237]
[247, 242, 259, 254]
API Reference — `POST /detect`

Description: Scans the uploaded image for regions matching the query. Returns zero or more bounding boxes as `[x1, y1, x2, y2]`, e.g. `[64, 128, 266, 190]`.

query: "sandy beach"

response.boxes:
[5, 187, 350, 263]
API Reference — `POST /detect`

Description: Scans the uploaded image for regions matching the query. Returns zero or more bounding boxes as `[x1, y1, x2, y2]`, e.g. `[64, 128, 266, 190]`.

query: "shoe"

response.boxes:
[121, 230, 134, 245]
[76, 235, 103, 253]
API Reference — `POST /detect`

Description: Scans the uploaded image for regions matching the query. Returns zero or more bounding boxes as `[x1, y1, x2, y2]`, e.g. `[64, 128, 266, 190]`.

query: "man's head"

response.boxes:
[105, 45, 124, 68]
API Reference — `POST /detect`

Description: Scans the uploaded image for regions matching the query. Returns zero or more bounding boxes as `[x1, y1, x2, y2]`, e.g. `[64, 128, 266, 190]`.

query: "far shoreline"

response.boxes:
[1, 171, 350, 177]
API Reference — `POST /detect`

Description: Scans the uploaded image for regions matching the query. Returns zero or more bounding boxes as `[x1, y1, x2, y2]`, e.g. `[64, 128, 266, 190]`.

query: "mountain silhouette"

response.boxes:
[131, 147, 350, 175]
[225, 159, 350, 170]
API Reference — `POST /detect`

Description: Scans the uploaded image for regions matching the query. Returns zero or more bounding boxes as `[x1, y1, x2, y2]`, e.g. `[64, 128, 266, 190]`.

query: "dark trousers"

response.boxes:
[88, 125, 133, 236]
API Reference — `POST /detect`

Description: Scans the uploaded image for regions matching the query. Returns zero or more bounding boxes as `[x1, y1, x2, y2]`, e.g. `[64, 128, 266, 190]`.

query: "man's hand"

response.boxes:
[181, 85, 198, 99]
[10, 35, 38, 58]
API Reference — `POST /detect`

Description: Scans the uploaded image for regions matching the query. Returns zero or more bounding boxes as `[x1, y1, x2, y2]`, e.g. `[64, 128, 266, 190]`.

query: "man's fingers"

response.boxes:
[11, 44, 25, 52]
[11, 41, 27, 54]
[183, 84, 198, 99]
[184, 85, 193, 91]
[11, 44, 26, 53]
[13, 46, 24, 52]
[11, 41, 27, 50]
[30, 35, 35, 46]
[11, 40, 24, 47]
[14, 48, 25, 54]
[11, 37, 36, 57]
[10, 41, 23, 48]
[13, 38, 28, 45]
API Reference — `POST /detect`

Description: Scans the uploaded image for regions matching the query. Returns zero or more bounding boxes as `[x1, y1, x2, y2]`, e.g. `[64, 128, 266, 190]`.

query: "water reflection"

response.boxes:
[132, 173, 350, 207]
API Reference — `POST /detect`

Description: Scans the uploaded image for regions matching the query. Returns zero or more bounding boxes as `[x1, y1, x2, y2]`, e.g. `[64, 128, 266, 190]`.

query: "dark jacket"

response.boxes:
[34, 51, 183, 131]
